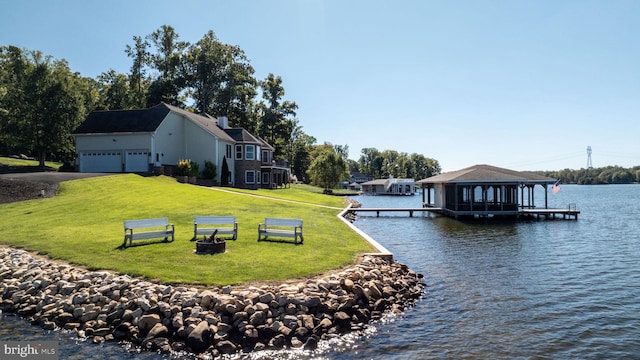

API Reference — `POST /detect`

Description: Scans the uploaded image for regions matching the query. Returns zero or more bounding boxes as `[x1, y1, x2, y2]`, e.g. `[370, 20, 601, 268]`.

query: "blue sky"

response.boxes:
[2, 0, 639, 171]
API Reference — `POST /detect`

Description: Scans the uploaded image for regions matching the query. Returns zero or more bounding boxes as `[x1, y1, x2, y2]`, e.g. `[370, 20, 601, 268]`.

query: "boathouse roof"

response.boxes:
[417, 164, 555, 184]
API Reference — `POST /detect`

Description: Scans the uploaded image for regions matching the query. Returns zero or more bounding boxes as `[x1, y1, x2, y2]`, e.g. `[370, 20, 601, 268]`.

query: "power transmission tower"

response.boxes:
[586, 146, 593, 169]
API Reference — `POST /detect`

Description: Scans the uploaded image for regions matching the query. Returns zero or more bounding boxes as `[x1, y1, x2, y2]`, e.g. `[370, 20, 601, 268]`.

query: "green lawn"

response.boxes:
[0, 156, 62, 172]
[0, 174, 374, 286]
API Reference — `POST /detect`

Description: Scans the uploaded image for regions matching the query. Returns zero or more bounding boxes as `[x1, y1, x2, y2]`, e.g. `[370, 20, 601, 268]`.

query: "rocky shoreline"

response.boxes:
[0, 247, 424, 357]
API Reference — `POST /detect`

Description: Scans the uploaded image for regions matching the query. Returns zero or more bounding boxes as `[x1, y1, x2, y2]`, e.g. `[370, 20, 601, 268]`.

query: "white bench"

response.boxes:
[257, 218, 303, 244]
[123, 217, 174, 246]
[193, 216, 238, 240]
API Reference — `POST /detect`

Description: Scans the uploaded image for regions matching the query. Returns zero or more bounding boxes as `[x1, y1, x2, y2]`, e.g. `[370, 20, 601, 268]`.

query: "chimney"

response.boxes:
[218, 116, 229, 129]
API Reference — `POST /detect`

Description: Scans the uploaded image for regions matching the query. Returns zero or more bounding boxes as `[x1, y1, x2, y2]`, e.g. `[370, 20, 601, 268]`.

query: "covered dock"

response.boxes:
[415, 164, 579, 220]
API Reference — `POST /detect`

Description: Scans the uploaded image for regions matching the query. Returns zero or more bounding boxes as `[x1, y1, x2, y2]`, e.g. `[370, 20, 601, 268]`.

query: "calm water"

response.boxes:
[2, 185, 640, 359]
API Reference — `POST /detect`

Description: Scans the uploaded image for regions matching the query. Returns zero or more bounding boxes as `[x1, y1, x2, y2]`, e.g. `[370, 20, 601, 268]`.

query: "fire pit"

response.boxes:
[195, 230, 226, 254]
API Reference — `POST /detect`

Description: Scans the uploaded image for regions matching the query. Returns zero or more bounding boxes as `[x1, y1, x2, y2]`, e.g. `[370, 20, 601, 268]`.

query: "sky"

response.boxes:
[2, 0, 639, 172]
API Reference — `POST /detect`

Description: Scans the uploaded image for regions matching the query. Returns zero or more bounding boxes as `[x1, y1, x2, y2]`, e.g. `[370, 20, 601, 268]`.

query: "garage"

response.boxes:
[125, 150, 150, 172]
[79, 151, 122, 173]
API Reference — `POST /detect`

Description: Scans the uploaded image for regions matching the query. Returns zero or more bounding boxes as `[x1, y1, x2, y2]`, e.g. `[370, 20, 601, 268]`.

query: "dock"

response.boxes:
[348, 206, 579, 220]
[519, 208, 580, 220]
[347, 207, 442, 217]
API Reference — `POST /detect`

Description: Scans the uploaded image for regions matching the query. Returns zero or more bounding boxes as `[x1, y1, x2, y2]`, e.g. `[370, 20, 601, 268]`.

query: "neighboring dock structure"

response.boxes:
[360, 177, 415, 196]
[415, 164, 579, 220]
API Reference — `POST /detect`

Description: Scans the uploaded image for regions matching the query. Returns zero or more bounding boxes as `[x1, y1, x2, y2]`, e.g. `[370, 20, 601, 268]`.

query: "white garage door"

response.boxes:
[79, 151, 122, 173]
[125, 150, 150, 172]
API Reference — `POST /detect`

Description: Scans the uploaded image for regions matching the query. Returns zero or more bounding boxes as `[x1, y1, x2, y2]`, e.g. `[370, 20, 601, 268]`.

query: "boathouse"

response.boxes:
[416, 164, 577, 219]
[361, 178, 415, 195]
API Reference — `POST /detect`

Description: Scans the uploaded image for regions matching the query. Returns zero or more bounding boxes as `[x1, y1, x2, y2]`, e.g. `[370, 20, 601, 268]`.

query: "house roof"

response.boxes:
[72, 103, 235, 142]
[73, 103, 170, 134]
[361, 179, 389, 186]
[224, 129, 275, 151]
[224, 128, 261, 143]
[362, 178, 415, 186]
[417, 164, 555, 184]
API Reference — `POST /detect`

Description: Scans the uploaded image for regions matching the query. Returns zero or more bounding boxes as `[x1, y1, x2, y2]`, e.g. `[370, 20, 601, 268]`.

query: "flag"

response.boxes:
[552, 179, 561, 194]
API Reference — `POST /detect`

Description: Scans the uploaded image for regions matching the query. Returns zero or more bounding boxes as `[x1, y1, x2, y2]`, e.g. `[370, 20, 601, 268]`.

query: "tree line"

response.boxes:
[0, 25, 441, 188]
[536, 166, 640, 185]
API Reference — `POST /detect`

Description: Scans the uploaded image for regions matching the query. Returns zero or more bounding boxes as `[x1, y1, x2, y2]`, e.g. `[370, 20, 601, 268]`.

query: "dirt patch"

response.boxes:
[0, 178, 57, 204]
[0, 172, 108, 204]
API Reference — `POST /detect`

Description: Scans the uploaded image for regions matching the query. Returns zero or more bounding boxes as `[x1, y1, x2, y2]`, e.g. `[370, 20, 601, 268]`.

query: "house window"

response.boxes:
[235, 145, 243, 160]
[245, 145, 255, 160]
[245, 170, 255, 184]
[262, 172, 270, 184]
[226, 144, 232, 159]
[257, 171, 262, 184]
[262, 150, 270, 163]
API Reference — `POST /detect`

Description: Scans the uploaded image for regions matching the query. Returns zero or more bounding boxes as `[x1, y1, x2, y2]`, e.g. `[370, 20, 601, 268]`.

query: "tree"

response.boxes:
[0, 46, 88, 165]
[307, 144, 348, 191]
[184, 30, 257, 126]
[358, 148, 384, 178]
[288, 125, 316, 183]
[355, 147, 440, 180]
[258, 73, 298, 157]
[220, 156, 230, 186]
[145, 25, 189, 106]
[96, 69, 130, 110]
[184, 30, 227, 114]
[124, 35, 149, 108]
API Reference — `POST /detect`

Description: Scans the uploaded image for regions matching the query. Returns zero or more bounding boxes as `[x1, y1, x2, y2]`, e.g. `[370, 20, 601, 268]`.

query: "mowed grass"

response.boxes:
[0, 157, 62, 170]
[0, 174, 374, 286]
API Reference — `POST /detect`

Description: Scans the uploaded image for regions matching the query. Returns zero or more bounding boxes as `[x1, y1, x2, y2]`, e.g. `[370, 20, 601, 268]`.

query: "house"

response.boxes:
[222, 127, 290, 189]
[361, 177, 415, 195]
[350, 171, 372, 184]
[72, 103, 287, 189]
[416, 164, 560, 219]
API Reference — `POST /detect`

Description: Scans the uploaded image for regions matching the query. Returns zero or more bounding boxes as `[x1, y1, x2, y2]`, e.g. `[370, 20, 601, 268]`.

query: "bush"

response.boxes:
[176, 159, 191, 176]
[202, 161, 217, 179]
[189, 161, 199, 177]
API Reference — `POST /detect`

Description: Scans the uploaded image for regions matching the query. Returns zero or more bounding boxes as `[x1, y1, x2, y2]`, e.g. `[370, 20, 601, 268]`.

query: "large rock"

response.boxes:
[187, 321, 212, 353]
[138, 314, 161, 337]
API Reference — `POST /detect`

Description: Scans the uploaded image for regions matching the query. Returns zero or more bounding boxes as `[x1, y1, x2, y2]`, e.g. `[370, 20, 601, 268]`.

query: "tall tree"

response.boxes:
[210, 44, 257, 127]
[258, 73, 298, 157]
[358, 148, 384, 178]
[281, 118, 316, 182]
[96, 69, 130, 110]
[145, 25, 189, 106]
[0, 46, 87, 165]
[183, 31, 258, 131]
[184, 30, 227, 114]
[124, 35, 149, 108]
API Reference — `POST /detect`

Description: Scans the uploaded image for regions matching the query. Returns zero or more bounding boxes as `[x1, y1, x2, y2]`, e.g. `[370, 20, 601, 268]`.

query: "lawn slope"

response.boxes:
[0, 174, 373, 285]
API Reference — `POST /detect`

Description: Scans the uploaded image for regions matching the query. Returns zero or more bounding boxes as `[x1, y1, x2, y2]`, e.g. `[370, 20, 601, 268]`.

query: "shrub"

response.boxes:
[202, 161, 217, 179]
[176, 159, 191, 176]
[189, 161, 199, 177]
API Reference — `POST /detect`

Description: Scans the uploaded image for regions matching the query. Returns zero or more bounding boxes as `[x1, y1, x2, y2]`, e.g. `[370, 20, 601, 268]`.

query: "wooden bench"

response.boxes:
[193, 216, 238, 240]
[123, 217, 174, 247]
[257, 218, 303, 244]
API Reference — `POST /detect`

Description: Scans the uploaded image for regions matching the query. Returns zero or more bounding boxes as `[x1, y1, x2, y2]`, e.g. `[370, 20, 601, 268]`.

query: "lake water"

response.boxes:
[2, 184, 639, 359]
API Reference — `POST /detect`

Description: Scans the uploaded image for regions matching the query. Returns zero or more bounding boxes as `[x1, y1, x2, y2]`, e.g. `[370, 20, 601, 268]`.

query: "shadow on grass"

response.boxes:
[115, 238, 174, 250]
[257, 238, 304, 245]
